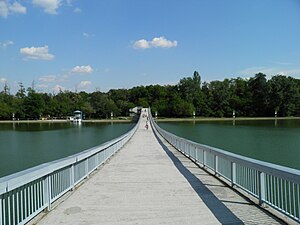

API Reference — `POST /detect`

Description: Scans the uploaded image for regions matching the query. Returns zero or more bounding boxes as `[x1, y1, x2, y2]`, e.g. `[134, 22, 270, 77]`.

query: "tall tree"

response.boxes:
[178, 71, 205, 116]
[268, 75, 299, 116]
[228, 78, 252, 116]
[208, 79, 231, 117]
[23, 88, 45, 119]
[248, 73, 269, 116]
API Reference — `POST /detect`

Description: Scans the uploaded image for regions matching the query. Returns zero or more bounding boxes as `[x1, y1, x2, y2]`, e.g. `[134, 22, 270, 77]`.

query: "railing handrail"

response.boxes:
[154, 124, 300, 184]
[0, 119, 139, 195]
[154, 125, 300, 184]
[149, 111, 300, 224]
[0, 115, 141, 225]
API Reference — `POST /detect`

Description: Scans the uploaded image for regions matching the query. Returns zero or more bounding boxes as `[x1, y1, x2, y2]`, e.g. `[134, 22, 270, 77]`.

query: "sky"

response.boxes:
[1, 0, 300, 93]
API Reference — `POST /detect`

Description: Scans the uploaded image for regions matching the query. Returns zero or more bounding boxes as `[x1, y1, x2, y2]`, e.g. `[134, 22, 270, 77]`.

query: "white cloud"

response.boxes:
[151, 36, 178, 48]
[73, 7, 81, 13]
[78, 80, 91, 88]
[240, 66, 300, 77]
[71, 65, 93, 74]
[240, 67, 273, 76]
[133, 39, 151, 49]
[20, 45, 55, 60]
[52, 84, 64, 92]
[0, 1, 26, 18]
[9, 2, 26, 14]
[36, 83, 48, 89]
[32, 0, 61, 14]
[38, 73, 69, 87]
[133, 36, 178, 49]
[0, 40, 14, 48]
[83, 32, 95, 39]
[83, 32, 89, 38]
[0, 1, 9, 18]
[39, 75, 57, 82]
[0, 78, 7, 83]
[65, 0, 73, 5]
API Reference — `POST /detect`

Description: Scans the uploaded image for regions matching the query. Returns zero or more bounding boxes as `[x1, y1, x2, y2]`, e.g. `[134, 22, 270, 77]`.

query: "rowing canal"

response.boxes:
[158, 119, 300, 170]
[0, 122, 135, 178]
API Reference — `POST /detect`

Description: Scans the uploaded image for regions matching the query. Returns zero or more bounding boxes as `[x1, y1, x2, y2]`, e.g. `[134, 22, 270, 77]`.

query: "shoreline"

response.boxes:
[1, 116, 300, 123]
[156, 117, 300, 122]
[0, 119, 133, 123]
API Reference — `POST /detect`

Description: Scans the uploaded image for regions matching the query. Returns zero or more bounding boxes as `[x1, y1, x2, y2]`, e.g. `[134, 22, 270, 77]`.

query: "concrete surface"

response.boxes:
[36, 110, 284, 225]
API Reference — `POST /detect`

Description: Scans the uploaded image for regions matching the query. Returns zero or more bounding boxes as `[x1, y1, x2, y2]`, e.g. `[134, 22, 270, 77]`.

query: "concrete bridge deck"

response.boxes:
[36, 111, 284, 225]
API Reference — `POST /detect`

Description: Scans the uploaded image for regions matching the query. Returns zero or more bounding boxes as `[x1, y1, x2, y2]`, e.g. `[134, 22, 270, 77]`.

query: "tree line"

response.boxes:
[0, 72, 299, 120]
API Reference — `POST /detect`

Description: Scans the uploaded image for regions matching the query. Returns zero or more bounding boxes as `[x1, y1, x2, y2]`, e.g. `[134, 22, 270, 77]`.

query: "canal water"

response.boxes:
[158, 119, 300, 170]
[0, 122, 135, 178]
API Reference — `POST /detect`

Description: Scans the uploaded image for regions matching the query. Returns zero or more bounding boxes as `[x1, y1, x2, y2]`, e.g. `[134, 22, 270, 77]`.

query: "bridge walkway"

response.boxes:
[35, 111, 284, 225]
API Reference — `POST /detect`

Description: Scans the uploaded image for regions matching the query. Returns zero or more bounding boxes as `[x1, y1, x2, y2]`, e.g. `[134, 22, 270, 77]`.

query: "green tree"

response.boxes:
[81, 101, 95, 119]
[177, 71, 206, 116]
[0, 101, 11, 119]
[208, 79, 231, 117]
[23, 88, 45, 119]
[178, 71, 200, 103]
[1, 73, 299, 120]
[90, 91, 119, 118]
[0, 86, 13, 119]
[53, 90, 74, 117]
[129, 86, 149, 105]
[248, 73, 269, 116]
[16, 82, 26, 99]
[268, 75, 299, 116]
[228, 78, 252, 117]
[200, 82, 213, 116]
[14, 82, 26, 119]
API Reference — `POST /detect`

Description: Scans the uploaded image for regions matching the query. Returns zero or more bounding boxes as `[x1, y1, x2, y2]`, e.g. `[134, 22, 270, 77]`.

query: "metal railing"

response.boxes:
[150, 114, 300, 223]
[0, 118, 140, 225]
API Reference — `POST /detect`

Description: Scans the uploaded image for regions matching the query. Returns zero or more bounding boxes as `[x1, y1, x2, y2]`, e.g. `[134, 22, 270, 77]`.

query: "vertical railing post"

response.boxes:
[45, 176, 52, 211]
[186, 143, 189, 156]
[85, 159, 89, 177]
[231, 162, 236, 187]
[70, 165, 75, 190]
[259, 172, 266, 205]
[214, 155, 218, 175]
[203, 150, 206, 168]
[48, 176, 52, 211]
[7, 194, 10, 225]
[20, 189, 23, 222]
[0, 195, 3, 225]
[186, 143, 189, 157]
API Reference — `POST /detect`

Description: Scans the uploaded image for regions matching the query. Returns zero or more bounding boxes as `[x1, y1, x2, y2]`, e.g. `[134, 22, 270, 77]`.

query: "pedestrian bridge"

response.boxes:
[0, 109, 299, 224]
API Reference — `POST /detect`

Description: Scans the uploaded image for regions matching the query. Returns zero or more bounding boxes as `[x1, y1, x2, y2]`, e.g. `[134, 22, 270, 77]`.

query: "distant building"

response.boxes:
[129, 106, 142, 117]
[73, 110, 83, 123]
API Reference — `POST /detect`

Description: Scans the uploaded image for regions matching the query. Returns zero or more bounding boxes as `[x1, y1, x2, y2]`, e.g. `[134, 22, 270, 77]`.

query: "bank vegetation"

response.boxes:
[0, 72, 299, 120]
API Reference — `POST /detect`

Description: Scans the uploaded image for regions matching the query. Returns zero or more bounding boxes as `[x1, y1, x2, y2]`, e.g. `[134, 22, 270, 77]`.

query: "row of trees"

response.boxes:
[0, 72, 299, 120]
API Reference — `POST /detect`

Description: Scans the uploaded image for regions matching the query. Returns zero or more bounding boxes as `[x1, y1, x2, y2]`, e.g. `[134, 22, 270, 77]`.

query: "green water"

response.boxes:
[158, 119, 300, 170]
[0, 122, 135, 178]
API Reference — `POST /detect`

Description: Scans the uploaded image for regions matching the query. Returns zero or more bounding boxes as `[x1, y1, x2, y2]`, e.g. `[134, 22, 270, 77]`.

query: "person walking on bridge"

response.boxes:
[145, 120, 149, 130]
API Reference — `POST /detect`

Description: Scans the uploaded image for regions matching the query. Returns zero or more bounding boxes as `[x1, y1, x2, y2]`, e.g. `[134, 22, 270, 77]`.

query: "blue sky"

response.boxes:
[1, 0, 300, 93]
